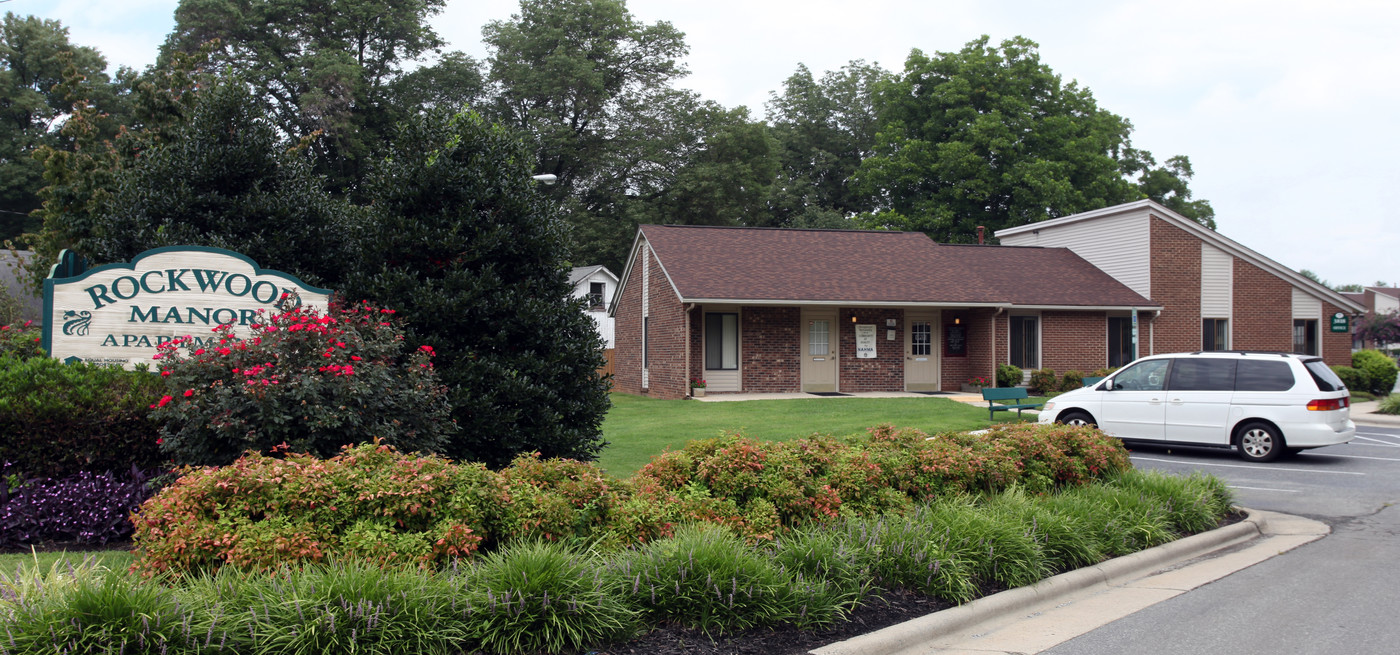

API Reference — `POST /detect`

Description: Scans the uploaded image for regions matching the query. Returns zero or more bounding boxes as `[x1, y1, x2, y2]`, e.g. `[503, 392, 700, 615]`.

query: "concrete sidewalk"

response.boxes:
[813, 508, 1328, 655]
[1348, 399, 1400, 427]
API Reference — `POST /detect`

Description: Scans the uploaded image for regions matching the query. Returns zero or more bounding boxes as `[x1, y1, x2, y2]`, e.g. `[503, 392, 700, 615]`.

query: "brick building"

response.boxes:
[610, 223, 1158, 399]
[997, 200, 1361, 371]
[610, 200, 1364, 399]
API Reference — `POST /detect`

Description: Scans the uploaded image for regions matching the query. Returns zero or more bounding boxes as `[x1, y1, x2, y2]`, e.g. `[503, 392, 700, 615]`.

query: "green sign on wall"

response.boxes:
[1330, 312, 1350, 333]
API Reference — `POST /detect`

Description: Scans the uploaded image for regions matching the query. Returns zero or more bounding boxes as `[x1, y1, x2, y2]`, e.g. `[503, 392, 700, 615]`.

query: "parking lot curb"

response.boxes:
[810, 508, 1268, 655]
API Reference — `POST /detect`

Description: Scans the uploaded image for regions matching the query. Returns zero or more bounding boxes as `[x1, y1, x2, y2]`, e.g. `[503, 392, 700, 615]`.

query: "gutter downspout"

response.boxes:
[991, 306, 1006, 381]
[684, 303, 696, 397]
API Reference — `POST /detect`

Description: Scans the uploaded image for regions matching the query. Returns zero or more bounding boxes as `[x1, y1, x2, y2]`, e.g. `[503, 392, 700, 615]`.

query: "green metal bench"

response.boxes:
[980, 387, 1044, 421]
[1082, 376, 1106, 388]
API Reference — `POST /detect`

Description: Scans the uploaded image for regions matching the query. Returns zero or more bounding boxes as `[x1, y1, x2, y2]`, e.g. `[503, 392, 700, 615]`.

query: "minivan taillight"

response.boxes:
[1307, 397, 1349, 411]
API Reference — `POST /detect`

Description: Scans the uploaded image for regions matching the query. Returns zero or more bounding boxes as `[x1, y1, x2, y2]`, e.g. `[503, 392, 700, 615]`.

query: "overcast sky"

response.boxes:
[22, 0, 1400, 288]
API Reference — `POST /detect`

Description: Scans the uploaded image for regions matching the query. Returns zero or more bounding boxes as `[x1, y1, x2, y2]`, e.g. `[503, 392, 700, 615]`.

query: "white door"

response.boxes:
[1163, 357, 1236, 445]
[801, 312, 838, 392]
[905, 312, 940, 391]
[1098, 358, 1170, 441]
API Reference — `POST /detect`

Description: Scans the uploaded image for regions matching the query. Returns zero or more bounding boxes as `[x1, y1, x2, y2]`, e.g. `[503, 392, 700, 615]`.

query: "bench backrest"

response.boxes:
[981, 387, 1029, 401]
[1082, 376, 1105, 387]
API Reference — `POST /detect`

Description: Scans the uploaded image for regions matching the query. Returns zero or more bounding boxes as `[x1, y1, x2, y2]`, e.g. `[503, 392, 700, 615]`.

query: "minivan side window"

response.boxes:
[1111, 359, 1170, 391]
[1169, 358, 1237, 391]
[1235, 360, 1295, 392]
[1303, 359, 1346, 392]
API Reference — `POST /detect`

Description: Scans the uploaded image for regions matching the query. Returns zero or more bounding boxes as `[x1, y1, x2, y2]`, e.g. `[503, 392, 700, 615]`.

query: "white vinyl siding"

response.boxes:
[1376, 292, 1400, 314]
[1201, 244, 1233, 319]
[996, 212, 1151, 297]
[640, 243, 649, 389]
[1292, 287, 1321, 320]
[706, 369, 740, 392]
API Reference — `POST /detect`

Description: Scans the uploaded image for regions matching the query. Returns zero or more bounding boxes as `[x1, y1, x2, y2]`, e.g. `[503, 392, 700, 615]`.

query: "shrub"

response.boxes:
[1091, 367, 1117, 377]
[996, 363, 1023, 387]
[0, 465, 160, 549]
[1028, 369, 1057, 394]
[0, 320, 44, 359]
[1352, 349, 1398, 395]
[1332, 365, 1369, 393]
[1376, 393, 1400, 415]
[1061, 370, 1084, 391]
[149, 301, 457, 466]
[0, 354, 166, 478]
[340, 108, 610, 469]
[130, 443, 497, 575]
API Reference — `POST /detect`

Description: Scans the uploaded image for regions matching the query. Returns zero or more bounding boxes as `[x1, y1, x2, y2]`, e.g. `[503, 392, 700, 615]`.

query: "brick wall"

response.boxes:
[741, 307, 802, 392]
[1149, 217, 1203, 354]
[688, 306, 703, 390]
[837, 308, 903, 392]
[1321, 301, 1352, 367]
[612, 244, 688, 399]
[1042, 311, 1109, 375]
[1231, 257, 1292, 352]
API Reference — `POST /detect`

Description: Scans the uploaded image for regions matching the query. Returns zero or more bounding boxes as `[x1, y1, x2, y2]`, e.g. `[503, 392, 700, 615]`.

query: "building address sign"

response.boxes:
[42, 246, 331, 369]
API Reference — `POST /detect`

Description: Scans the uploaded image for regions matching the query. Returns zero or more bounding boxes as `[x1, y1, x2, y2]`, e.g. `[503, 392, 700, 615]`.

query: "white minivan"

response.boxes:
[1039, 351, 1355, 462]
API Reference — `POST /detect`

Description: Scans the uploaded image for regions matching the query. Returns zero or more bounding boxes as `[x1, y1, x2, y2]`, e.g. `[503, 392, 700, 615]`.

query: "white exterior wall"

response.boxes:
[1292, 287, 1321, 320]
[571, 269, 617, 348]
[1201, 243, 1233, 318]
[1376, 292, 1400, 314]
[996, 212, 1152, 297]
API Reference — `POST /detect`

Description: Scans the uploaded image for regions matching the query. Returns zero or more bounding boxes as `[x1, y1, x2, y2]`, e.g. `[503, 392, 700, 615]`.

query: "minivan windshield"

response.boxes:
[1304, 359, 1347, 392]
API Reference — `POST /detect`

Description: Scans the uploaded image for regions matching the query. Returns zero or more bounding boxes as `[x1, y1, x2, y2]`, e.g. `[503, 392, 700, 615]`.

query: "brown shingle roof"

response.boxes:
[638, 225, 1155, 307]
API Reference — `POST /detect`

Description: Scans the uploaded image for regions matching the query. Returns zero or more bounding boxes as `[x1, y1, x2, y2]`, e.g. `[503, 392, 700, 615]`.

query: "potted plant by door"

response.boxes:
[690, 377, 707, 398]
[961, 376, 991, 393]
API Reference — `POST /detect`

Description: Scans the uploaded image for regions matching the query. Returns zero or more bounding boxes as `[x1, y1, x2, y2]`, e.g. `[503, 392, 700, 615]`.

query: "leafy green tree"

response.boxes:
[160, 0, 451, 192]
[82, 78, 354, 286]
[0, 12, 121, 241]
[764, 60, 890, 228]
[853, 36, 1211, 243]
[341, 108, 610, 468]
[487, 0, 744, 271]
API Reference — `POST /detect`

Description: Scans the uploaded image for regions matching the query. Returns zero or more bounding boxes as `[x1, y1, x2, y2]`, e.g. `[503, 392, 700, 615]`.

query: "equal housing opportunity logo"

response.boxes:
[42, 246, 331, 369]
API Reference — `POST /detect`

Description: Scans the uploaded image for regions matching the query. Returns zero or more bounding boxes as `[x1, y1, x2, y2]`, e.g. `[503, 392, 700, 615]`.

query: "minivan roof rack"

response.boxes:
[1189, 350, 1295, 357]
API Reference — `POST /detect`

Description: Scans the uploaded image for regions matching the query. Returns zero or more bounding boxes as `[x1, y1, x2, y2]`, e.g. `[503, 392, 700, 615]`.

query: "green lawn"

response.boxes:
[0, 548, 135, 576]
[596, 393, 1039, 477]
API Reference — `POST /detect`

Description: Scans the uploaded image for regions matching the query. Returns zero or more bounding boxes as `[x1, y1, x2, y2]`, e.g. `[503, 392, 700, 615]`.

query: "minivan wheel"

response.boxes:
[1057, 411, 1096, 428]
[1237, 422, 1285, 463]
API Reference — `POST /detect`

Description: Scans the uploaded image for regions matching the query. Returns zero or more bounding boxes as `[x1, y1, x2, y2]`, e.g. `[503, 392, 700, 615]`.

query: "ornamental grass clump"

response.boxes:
[219, 560, 466, 655]
[461, 541, 638, 653]
[979, 488, 1103, 573]
[0, 566, 186, 654]
[910, 498, 1050, 589]
[616, 524, 846, 633]
[840, 513, 977, 603]
[149, 301, 456, 466]
[1107, 470, 1235, 534]
[1042, 484, 1177, 557]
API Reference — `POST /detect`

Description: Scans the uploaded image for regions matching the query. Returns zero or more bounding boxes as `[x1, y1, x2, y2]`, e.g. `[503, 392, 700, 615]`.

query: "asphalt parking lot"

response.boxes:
[1123, 424, 1400, 517]
[1038, 421, 1400, 655]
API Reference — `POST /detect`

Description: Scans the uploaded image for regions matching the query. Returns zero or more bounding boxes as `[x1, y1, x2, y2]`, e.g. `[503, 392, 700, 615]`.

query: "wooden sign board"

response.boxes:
[42, 246, 331, 369]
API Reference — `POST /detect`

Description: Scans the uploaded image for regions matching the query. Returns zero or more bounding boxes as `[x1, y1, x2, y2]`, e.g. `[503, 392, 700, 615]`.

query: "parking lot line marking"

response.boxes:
[1131, 456, 1366, 475]
[1306, 453, 1400, 462]
[1348, 436, 1400, 447]
[1229, 485, 1299, 493]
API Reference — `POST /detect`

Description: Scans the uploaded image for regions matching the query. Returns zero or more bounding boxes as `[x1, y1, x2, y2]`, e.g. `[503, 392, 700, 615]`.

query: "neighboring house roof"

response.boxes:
[1342, 292, 1368, 307]
[994, 199, 1366, 315]
[569, 265, 617, 286]
[619, 224, 1156, 311]
[1366, 286, 1400, 299]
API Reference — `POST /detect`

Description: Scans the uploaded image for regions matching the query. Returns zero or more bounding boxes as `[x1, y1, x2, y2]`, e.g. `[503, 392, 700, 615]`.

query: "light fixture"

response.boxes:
[954, 317, 961, 325]
[851, 315, 857, 323]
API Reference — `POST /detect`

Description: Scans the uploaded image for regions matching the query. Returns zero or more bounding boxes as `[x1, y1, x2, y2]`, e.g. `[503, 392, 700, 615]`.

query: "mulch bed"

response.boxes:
[599, 589, 958, 655]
